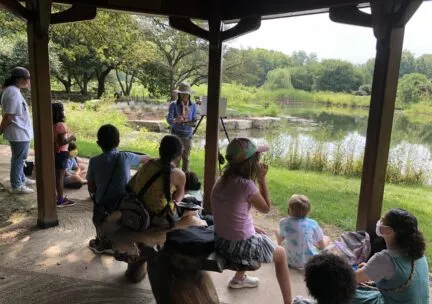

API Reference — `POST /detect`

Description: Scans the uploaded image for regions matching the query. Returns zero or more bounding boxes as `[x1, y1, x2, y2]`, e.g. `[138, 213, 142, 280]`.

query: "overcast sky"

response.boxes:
[228, 2, 432, 64]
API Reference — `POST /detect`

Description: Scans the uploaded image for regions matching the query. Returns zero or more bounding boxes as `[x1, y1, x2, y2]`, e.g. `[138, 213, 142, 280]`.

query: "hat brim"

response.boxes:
[176, 201, 203, 210]
[173, 90, 194, 95]
[256, 145, 269, 153]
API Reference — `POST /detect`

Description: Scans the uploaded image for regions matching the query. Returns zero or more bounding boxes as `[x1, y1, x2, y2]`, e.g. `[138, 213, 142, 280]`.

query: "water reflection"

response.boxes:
[194, 107, 432, 185]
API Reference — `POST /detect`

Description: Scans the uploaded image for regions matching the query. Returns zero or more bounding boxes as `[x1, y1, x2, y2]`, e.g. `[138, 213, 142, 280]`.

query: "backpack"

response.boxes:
[323, 231, 371, 266]
[118, 168, 174, 232]
[164, 226, 215, 256]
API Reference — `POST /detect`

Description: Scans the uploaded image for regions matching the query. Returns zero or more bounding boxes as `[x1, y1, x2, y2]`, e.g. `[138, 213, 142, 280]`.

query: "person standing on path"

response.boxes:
[0, 67, 35, 194]
[167, 83, 198, 171]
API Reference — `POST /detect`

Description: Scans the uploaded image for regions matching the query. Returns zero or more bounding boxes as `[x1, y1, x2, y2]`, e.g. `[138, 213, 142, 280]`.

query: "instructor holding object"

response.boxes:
[167, 83, 197, 171]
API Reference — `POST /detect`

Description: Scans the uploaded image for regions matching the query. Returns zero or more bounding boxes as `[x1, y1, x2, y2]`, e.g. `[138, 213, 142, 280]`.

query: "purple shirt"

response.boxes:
[211, 177, 259, 241]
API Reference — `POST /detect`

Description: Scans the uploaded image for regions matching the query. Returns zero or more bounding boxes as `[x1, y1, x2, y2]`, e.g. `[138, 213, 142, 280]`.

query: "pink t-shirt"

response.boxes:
[53, 122, 68, 153]
[211, 177, 259, 241]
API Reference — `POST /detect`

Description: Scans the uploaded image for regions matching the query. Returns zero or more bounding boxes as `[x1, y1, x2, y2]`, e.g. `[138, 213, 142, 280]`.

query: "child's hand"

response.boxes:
[255, 226, 267, 235]
[69, 134, 76, 142]
[259, 163, 268, 180]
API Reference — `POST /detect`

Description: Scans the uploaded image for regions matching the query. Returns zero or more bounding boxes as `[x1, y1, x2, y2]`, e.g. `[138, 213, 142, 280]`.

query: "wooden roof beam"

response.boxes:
[0, 0, 33, 21]
[50, 5, 97, 24]
[51, 0, 368, 20]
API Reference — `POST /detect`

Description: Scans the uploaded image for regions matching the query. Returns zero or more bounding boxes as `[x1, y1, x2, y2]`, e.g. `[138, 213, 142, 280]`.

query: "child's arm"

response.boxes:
[273, 229, 283, 245]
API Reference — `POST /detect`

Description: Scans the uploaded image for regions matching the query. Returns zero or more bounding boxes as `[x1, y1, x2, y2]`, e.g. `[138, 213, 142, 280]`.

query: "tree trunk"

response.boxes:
[96, 68, 112, 98]
[56, 75, 72, 93]
[125, 74, 135, 96]
[115, 69, 126, 96]
[82, 72, 90, 95]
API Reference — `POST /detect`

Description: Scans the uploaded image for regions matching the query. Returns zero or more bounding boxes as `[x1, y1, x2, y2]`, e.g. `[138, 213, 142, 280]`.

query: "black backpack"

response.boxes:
[118, 169, 174, 232]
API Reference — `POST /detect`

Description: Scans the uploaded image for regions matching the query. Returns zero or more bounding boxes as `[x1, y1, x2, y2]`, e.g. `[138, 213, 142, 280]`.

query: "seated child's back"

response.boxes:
[278, 194, 328, 269]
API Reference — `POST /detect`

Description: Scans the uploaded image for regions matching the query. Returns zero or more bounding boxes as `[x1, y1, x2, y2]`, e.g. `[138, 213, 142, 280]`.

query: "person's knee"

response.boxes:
[273, 245, 287, 264]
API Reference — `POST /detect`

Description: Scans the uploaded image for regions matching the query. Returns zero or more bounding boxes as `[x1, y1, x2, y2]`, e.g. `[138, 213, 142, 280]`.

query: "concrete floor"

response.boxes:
[0, 144, 309, 304]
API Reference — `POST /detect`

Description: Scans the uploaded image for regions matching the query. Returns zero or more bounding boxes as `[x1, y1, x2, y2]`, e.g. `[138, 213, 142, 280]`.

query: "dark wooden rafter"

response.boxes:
[51, 0, 370, 20]
[50, 4, 97, 24]
[0, 0, 33, 21]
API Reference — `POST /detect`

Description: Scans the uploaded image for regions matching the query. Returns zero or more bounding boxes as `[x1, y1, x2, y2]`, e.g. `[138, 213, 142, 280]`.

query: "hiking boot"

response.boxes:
[88, 238, 114, 255]
[57, 197, 76, 208]
[25, 178, 36, 186]
[12, 185, 34, 194]
[228, 275, 260, 289]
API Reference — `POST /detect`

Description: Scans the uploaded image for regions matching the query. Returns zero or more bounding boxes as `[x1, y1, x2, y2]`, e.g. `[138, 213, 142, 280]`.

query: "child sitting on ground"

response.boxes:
[292, 253, 357, 304]
[87, 124, 150, 254]
[274, 194, 331, 270]
[184, 171, 203, 202]
[64, 142, 87, 189]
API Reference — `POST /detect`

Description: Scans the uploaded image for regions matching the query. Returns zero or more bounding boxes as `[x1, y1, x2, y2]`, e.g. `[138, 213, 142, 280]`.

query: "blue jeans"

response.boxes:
[10, 141, 30, 188]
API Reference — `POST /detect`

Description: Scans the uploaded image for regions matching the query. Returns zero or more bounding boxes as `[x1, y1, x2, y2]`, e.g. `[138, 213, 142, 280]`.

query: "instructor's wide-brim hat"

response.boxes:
[173, 82, 194, 95]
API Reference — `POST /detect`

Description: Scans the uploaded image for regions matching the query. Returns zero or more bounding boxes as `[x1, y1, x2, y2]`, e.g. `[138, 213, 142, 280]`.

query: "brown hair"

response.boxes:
[221, 153, 261, 183]
[288, 194, 311, 218]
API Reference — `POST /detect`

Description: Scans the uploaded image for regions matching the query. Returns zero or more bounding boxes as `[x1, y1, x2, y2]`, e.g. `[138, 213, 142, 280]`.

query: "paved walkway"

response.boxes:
[0, 144, 309, 304]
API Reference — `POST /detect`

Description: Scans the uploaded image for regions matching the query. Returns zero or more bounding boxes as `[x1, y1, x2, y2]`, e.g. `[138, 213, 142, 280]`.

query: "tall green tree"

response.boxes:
[315, 59, 363, 92]
[397, 73, 432, 104]
[291, 50, 318, 66]
[137, 17, 208, 96]
[263, 68, 293, 90]
[416, 54, 432, 80]
[290, 65, 319, 91]
[399, 50, 416, 77]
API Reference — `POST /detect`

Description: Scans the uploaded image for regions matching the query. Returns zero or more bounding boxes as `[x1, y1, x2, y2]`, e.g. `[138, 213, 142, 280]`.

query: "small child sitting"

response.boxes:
[174, 200, 207, 230]
[274, 194, 330, 270]
[64, 142, 87, 189]
[184, 171, 203, 202]
[293, 253, 356, 304]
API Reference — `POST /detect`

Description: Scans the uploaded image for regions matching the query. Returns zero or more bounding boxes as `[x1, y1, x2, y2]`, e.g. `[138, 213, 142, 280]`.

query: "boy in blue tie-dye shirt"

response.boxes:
[274, 194, 330, 270]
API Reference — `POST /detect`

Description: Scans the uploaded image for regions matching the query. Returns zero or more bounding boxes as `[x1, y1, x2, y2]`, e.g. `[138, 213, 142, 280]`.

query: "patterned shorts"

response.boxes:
[215, 233, 276, 265]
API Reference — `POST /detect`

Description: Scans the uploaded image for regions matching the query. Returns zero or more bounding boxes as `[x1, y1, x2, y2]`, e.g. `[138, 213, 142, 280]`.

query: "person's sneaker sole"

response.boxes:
[88, 245, 114, 255]
[12, 188, 34, 194]
[228, 282, 259, 289]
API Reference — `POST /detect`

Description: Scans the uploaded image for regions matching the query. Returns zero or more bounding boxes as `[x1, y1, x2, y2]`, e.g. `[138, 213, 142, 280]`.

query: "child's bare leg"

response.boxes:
[323, 235, 331, 247]
[67, 174, 87, 185]
[234, 271, 246, 281]
[273, 245, 292, 304]
[274, 230, 283, 245]
[55, 169, 65, 200]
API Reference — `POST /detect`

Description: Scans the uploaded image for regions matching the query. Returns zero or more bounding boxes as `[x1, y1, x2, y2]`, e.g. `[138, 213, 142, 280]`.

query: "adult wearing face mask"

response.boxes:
[167, 83, 198, 172]
[353, 208, 429, 304]
[0, 67, 35, 194]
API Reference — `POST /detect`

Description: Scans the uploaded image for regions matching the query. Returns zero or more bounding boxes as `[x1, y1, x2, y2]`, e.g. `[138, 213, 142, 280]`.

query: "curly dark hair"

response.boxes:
[221, 153, 261, 182]
[52, 102, 65, 124]
[383, 208, 425, 260]
[305, 253, 356, 304]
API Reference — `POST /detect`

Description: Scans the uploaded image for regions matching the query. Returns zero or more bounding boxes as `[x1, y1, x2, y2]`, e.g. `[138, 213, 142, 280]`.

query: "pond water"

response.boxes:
[194, 104, 432, 185]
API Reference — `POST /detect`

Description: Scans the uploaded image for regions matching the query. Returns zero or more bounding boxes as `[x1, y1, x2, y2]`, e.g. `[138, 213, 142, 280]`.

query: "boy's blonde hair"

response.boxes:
[288, 194, 311, 218]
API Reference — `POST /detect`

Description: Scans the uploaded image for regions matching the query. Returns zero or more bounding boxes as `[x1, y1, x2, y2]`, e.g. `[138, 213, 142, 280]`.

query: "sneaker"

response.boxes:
[228, 275, 260, 289]
[12, 186, 34, 194]
[88, 238, 114, 255]
[57, 197, 76, 208]
[25, 178, 36, 186]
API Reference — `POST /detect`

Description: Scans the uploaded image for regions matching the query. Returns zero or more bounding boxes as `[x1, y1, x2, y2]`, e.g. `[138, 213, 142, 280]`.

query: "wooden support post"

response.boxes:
[356, 27, 405, 233]
[202, 15, 223, 213]
[26, 0, 58, 228]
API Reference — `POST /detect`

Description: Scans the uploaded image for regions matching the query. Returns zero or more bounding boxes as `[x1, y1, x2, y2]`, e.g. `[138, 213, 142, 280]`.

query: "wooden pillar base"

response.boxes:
[37, 219, 59, 229]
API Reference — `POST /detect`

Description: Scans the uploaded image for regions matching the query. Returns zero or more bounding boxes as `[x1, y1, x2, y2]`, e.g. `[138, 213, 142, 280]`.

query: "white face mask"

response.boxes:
[375, 220, 384, 237]
[376, 219, 391, 237]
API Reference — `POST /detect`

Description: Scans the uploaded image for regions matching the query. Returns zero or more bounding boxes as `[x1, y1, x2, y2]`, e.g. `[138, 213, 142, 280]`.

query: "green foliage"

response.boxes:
[397, 73, 432, 104]
[415, 54, 432, 79]
[223, 48, 292, 87]
[315, 59, 363, 92]
[263, 68, 293, 90]
[290, 65, 318, 91]
[399, 50, 417, 77]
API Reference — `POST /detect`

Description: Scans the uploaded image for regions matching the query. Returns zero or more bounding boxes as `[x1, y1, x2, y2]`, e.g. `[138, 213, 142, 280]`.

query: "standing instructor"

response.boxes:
[167, 83, 198, 171]
[0, 67, 35, 194]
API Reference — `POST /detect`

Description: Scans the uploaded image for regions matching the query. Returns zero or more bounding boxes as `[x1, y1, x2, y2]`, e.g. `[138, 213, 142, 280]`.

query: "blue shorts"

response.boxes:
[55, 151, 69, 170]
